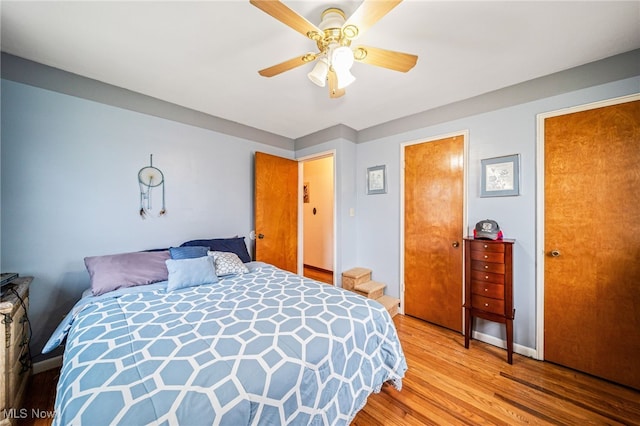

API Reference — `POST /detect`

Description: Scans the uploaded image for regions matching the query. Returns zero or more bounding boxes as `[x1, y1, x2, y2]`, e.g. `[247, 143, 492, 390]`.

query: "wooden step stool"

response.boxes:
[376, 295, 400, 318]
[354, 280, 386, 300]
[341, 267, 371, 291]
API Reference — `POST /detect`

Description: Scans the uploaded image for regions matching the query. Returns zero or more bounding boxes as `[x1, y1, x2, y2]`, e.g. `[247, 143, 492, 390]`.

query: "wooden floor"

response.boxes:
[303, 264, 333, 285]
[20, 315, 639, 425]
[353, 315, 640, 425]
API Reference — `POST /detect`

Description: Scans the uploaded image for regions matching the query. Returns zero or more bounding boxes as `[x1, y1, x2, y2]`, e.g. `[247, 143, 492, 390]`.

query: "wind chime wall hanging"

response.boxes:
[138, 154, 166, 219]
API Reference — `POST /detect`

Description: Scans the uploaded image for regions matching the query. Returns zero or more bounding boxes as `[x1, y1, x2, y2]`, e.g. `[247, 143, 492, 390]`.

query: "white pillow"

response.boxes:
[208, 251, 249, 276]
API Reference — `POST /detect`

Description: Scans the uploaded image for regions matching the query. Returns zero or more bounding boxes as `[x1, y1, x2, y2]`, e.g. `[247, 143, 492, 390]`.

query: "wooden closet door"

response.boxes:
[255, 152, 298, 273]
[544, 99, 640, 390]
[404, 135, 464, 332]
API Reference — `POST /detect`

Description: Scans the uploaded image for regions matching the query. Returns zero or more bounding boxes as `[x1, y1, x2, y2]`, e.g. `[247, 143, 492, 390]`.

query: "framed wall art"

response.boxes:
[303, 182, 310, 203]
[366, 165, 387, 195]
[480, 154, 520, 197]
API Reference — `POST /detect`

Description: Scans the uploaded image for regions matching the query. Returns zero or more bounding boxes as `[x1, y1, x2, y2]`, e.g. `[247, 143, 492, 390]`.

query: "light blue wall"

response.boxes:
[354, 76, 640, 350]
[1, 79, 292, 360]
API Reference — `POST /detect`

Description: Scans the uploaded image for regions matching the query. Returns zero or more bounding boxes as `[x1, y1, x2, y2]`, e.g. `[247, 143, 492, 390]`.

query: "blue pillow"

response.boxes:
[181, 237, 251, 263]
[169, 246, 209, 260]
[165, 256, 218, 291]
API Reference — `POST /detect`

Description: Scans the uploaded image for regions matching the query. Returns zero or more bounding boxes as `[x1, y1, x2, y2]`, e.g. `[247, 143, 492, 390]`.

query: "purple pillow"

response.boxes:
[85, 250, 170, 296]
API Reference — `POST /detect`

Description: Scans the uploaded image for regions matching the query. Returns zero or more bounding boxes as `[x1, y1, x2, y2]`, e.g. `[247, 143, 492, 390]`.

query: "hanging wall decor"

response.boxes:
[303, 182, 310, 203]
[366, 165, 387, 195]
[480, 154, 520, 197]
[138, 154, 166, 218]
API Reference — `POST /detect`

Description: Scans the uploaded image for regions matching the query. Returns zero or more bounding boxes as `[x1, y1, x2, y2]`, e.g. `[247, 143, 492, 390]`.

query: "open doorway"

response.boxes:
[301, 154, 335, 284]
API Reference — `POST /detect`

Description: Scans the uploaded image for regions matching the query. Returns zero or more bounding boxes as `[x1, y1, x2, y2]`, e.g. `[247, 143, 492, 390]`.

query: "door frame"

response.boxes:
[400, 130, 469, 318]
[534, 93, 640, 361]
[297, 150, 337, 283]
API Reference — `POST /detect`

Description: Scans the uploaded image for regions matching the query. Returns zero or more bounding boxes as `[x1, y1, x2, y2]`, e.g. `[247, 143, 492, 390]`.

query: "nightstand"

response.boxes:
[1, 277, 32, 426]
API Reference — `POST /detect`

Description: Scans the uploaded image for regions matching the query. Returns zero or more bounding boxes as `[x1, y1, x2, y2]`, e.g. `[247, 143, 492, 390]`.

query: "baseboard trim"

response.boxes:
[472, 330, 537, 359]
[33, 355, 63, 374]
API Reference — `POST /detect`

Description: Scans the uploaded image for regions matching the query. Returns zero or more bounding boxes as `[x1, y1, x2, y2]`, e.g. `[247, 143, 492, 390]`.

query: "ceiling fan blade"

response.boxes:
[250, 0, 323, 40]
[258, 53, 317, 77]
[342, 0, 402, 40]
[353, 46, 417, 72]
[328, 68, 345, 98]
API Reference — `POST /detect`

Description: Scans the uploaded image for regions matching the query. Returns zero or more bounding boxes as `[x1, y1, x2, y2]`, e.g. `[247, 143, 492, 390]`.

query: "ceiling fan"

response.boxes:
[250, 0, 418, 98]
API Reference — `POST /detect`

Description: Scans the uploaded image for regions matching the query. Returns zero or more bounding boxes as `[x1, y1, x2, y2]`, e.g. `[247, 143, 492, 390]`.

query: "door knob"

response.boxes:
[258, 233, 265, 239]
[452, 241, 460, 248]
[550, 249, 561, 257]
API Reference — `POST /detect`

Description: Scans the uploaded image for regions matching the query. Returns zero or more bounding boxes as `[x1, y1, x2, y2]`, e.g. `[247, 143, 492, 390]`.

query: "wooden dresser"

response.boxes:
[463, 238, 515, 364]
[1, 277, 32, 426]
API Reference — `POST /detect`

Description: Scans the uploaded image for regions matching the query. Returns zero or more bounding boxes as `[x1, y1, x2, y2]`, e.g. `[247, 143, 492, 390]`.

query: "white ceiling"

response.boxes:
[2, 1, 639, 140]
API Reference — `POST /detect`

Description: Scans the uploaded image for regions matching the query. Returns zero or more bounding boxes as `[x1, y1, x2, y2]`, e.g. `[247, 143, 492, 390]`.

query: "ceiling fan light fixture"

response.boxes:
[331, 45, 354, 71]
[335, 67, 356, 89]
[307, 57, 329, 87]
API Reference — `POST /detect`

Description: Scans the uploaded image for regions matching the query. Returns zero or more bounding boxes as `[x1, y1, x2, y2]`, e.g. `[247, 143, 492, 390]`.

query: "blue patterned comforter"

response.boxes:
[45, 263, 407, 425]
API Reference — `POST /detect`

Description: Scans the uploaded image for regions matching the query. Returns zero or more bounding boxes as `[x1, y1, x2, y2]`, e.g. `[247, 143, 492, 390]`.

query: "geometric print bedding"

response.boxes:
[50, 263, 407, 425]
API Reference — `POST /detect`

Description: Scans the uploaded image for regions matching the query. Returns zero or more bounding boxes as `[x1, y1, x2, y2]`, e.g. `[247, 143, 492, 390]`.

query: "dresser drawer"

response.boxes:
[468, 241, 505, 253]
[469, 269, 505, 284]
[470, 250, 504, 263]
[471, 281, 504, 299]
[470, 260, 505, 274]
[471, 294, 505, 315]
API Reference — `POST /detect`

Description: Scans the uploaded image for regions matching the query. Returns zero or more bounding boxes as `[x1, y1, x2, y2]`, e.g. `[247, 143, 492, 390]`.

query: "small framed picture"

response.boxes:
[303, 182, 310, 203]
[367, 165, 387, 195]
[481, 154, 520, 197]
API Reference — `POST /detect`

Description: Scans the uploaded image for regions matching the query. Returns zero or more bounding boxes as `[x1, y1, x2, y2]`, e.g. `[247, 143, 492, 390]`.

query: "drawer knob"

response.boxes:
[484, 288, 488, 292]
[483, 244, 488, 248]
[484, 255, 488, 259]
[550, 249, 561, 257]
[485, 275, 489, 279]
[484, 303, 489, 307]
[484, 265, 489, 269]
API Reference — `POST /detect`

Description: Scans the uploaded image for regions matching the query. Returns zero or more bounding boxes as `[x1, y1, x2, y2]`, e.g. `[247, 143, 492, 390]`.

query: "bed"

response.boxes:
[43, 240, 407, 425]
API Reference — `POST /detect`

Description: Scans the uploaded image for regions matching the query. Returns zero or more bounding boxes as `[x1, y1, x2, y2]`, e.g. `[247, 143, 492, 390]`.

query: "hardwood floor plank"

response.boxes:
[506, 364, 640, 415]
[357, 392, 427, 425]
[20, 367, 59, 426]
[376, 381, 470, 426]
[500, 372, 640, 424]
[493, 377, 627, 425]
[402, 360, 538, 425]
[401, 376, 510, 426]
